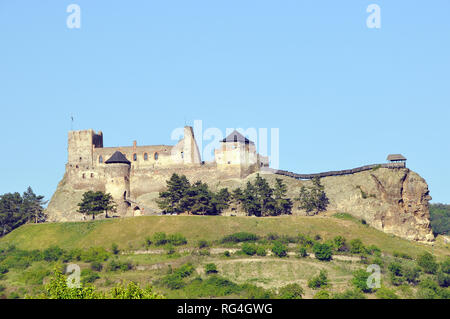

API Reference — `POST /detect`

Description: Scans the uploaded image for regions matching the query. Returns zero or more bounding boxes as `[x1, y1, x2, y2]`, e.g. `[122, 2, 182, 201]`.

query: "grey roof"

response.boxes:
[222, 130, 254, 144]
[105, 151, 131, 164]
[387, 154, 407, 161]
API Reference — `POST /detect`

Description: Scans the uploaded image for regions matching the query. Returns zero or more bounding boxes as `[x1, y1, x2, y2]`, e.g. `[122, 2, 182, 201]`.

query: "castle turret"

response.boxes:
[104, 151, 131, 216]
[68, 129, 103, 166]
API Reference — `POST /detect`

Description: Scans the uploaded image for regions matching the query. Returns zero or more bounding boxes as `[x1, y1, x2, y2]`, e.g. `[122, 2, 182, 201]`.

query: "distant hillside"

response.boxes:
[430, 203, 450, 236]
[0, 215, 447, 258]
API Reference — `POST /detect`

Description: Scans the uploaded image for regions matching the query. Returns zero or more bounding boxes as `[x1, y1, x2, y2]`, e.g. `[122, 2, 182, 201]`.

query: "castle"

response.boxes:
[65, 127, 269, 217]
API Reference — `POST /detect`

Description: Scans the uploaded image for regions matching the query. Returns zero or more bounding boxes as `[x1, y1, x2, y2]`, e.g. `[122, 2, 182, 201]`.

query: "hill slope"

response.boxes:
[1, 215, 447, 258]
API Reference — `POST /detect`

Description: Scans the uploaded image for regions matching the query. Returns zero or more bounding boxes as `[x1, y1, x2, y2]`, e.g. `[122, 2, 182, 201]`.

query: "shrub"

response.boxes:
[416, 278, 448, 299]
[351, 269, 372, 293]
[42, 246, 64, 262]
[111, 243, 120, 255]
[333, 289, 366, 299]
[81, 247, 110, 263]
[393, 251, 412, 260]
[241, 283, 273, 299]
[205, 263, 218, 274]
[417, 252, 438, 274]
[223, 251, 231, 257]
[197, 240, 209, 249]
[256, 246, 267, 256]
[366, 245, 381, 256]
[63, 248, 82, 262]
[198, 249, 210, 256]
[20, 264, 51, 285]
[332, 236, 347, 252]
[81, 269, 100, 284]
[165, 244, 175, 255]
[402, 266, 420, 285]
[0, 264, 8, 274]
[271, 241, 287, 258]
[297, 246, 308, 258]
[297, 233, 315, 247]
[349, 239, 366, 255]
[241, 243, 257, 256]
[313, 243, 333, 261]
[144, 237, 152, 247]
[308, 270, 329, 289]
[153, 232, 168, 246]
[168, 233, 187, 246]
[90, 261, 103, 272]
[107, 259, 133, 272]
[388, 262, 403, 277]
[437, 271, 450, 287]
[278, 283, 303, 299]
[266, 233, 279, 241]
[163, 273, 185, 289]
[375, 287, 399, 299]
[221, 232, 258, 243]
[313, 290, 330, 299]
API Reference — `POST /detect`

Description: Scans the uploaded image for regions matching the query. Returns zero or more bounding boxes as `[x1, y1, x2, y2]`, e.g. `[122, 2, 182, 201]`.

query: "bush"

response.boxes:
[165, 244, 175, 255]
[153, 232, 168, 246]
[81, 269, 100, 284]
[107, 259, 133, 272]
[223, 251, 231, 257]
[111, 243, 120, 255]
[256, 246, 267, 256]
[313, 243, 332, 261]
[205, 263, 218, 274]
[366, 245, 381, 256]
[313, 290, 330, 299]
[416, 278, 448, 299]
[221, 232, 258, 243]
[297, 246, 308, 258]
[162, 263, 195, 290]
[333, 289, 366, 299]
[168, 233, 187, 246]
[144, 237, 152, 247]
[42, 246, 64, 262]
[90, 261, 103, 272]
[393, 251, 412, 260]
[0, 264, 8, 274]
[308, 270, 329, 289]
[351, 269, 372, 293]
[332, 236, 347, 252]
[297, 234, 315, 247]
[241, 243, 257, 256]
[375, 287, 399, 299]
[271, 241, 287, 258]
[197, 240, 209, 249]
[402, 266, 420, 285]
[266, 233, 279, 241]
[81, 247, 110, 263]
[417, 252, 438, 274]
[198, 249, 210, 256]
[349, 239, 366, 255]
[437, 271, 450, 287]
[278, 283, 303, 299]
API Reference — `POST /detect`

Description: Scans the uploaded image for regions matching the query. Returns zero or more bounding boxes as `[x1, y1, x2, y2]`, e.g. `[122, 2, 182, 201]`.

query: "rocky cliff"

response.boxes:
[46, 167, 434, 243]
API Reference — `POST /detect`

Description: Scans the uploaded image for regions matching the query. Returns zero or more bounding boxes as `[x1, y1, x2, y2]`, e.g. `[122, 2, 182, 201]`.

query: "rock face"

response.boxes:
[318, 168, 434, 243]
[46, 167, 434, 242]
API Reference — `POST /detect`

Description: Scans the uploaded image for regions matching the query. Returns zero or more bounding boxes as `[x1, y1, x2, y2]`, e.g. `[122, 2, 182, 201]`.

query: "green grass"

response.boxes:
[0, 215, 448, 259]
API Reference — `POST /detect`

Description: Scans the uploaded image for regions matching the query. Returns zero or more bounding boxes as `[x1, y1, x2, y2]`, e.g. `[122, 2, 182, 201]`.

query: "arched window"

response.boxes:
[154, 152, 159, 160]
[133, 153, 137, 161]
[144, 153, 148, 161]
[233, 135, 237, 142]
[181, 151, 184, 159]
[99, 155, 103, 164]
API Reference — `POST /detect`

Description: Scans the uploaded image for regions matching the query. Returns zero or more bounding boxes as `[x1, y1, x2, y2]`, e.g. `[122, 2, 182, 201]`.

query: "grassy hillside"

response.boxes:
[1, 215, 448, 258]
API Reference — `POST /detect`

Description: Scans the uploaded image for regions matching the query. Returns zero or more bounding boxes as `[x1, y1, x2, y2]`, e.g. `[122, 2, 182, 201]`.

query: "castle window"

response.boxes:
[79, 157, 82, 162]
[133, 153, 137, 161]
[99, 155, 103, 164]
[82, 173, 85, 179]
[154, 152, 159, 160]
[181, 151, 184, 159]
[91, 173, 94, 178]
[234, 135, 237, 142]
[144, 153, 148, 161]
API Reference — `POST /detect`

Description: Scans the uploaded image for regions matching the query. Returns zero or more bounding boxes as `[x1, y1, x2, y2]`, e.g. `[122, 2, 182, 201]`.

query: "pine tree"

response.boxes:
[297, 177, 329, 215]
[273, 178, 293, 215]
[77, 191, 116, 220]
[22, 187, 47, 223]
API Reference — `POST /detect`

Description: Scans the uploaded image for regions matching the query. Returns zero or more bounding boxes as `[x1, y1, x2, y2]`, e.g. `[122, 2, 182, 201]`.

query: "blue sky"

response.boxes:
[0, 1, 449, 203]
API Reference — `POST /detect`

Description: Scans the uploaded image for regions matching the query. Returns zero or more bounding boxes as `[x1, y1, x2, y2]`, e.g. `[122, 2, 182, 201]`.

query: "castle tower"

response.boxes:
[182, 126, 202, 164]
[104, 151, 131, 216]
[68, 129, 103, 166]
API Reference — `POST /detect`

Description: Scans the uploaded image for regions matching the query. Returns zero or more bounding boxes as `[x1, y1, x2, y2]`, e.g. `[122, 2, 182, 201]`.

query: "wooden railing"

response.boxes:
[262, 162, 406, 180]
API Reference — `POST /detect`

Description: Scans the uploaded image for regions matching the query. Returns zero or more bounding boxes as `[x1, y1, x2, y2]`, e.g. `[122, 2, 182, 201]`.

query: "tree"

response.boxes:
[157, 173, 190, 214]
[351, 269, 372, 293]
[22, 187, 47, 223]
[278, 283, 304, 299]
[77, 191, 117, 220]
[308, 270, 329, 289]
[313, 242, 333, 261]
[296, 177, 329, 215]
[0, 192, 24, 237]
[417, 252, 439, 274]
[273, 178, 293, 215]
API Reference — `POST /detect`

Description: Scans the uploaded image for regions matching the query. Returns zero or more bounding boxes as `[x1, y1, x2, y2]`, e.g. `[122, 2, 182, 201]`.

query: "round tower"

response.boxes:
[104, 151, 131, 216]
